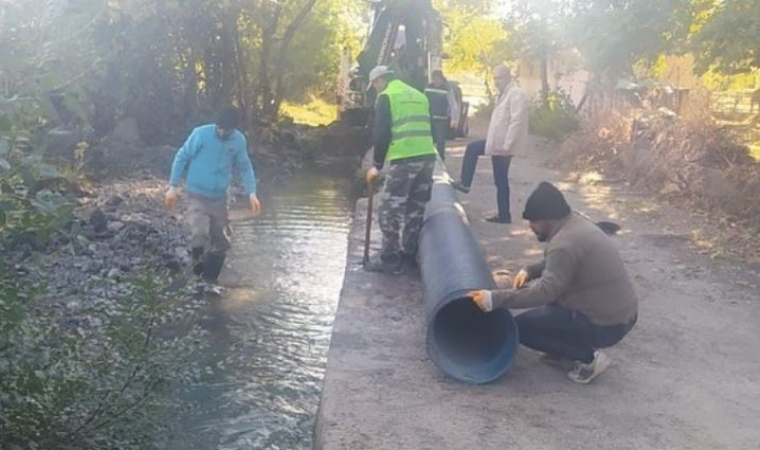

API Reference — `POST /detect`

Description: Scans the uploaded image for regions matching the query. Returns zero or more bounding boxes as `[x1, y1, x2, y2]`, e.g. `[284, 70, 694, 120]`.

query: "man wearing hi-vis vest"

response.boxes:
[364, 66, 437, 275]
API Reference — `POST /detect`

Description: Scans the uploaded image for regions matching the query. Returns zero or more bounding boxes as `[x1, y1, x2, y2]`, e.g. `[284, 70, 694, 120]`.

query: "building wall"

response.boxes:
[516, 51, 591, 107]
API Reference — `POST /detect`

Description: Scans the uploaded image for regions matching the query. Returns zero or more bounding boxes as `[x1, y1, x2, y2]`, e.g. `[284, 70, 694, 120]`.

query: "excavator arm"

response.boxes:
[356, 0, 439, 91]
[338, 0, 440, 123]
[337, 0, 467, 138]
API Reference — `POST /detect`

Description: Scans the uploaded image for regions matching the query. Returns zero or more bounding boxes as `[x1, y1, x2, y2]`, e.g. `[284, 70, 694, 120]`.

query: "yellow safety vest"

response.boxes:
[379, 79, 436, 162]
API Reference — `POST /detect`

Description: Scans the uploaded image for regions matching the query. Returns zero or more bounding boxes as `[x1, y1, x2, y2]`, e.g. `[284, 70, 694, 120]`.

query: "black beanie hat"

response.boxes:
[216, 107, 239, 130]
[522, 181, 572, 221]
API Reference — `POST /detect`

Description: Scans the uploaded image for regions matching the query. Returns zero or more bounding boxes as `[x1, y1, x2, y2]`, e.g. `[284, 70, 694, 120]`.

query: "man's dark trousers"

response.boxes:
[431, 118, 448, 161]
[515, 305, 636, 363]
[459, 139, 512, 220]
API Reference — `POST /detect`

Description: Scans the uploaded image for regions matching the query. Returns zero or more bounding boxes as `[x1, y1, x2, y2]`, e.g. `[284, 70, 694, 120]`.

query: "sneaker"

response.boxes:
[193, 279, 223, 295]
[450, 180, 470, 194]
[567, 350, 611, 384]
[363, 254, 403, 275]
[539, 353, 575, 371]
[485, 215, 511, 224]
[202, 281, 223, 296]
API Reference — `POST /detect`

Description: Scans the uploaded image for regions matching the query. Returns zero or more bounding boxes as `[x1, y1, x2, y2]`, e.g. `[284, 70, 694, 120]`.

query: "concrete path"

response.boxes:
[314, 139, 760, 450]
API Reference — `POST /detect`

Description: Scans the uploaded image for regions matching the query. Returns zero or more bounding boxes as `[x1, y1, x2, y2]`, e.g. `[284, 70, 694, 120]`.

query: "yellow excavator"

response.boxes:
[337, 0, 469, 138]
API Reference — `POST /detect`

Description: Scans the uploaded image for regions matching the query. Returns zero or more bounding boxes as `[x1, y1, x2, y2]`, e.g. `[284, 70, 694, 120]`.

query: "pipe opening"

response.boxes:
[429, 297, 518, 383]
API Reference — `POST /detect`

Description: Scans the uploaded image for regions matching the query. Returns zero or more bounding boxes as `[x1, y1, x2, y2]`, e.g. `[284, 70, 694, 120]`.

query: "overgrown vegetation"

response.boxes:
[281, 98, 339, 127]
[434, 0, 510, 93]
[555, 109, 760, 262]
[0, 0, 358, 147]
[2, 42, 233, 446]
[0, 100, 77, 245]
[528, 90, 580, 142]
[497, 0, 759, 114]
[485, 0, 760, 262]
[0, 267, 209, 450]
[1, 130, 211, 448]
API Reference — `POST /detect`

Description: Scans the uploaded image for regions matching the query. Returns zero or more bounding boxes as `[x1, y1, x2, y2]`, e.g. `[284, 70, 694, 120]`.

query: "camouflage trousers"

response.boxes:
[186, 194, 232, 254]
[378, 158, 435, 258]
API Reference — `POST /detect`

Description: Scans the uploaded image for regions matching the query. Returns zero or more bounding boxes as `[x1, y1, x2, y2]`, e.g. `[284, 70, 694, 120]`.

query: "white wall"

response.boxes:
[516, 52, 591, 107]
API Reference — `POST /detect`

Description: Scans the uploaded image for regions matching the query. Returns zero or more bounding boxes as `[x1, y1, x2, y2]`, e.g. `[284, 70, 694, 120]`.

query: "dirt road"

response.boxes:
[315, 138, 760, 450]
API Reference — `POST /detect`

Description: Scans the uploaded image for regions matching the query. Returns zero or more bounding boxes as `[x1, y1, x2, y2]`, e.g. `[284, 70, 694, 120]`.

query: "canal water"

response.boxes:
[170, 166, 357, 450]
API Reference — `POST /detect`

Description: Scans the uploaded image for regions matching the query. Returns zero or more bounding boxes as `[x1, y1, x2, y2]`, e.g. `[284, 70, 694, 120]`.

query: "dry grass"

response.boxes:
[553, 108, 760, 265]
[280, 97, 338, 126]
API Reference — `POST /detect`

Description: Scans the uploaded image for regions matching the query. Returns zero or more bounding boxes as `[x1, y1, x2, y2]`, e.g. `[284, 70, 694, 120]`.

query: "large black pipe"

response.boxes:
[418, 163, 519, 384]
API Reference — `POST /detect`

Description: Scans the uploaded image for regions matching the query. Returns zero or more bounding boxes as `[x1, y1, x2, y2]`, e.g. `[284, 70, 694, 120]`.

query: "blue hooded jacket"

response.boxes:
[169, 124, 256, 200]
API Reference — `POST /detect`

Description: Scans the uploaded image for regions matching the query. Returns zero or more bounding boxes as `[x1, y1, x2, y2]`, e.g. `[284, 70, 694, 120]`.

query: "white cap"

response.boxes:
[368, 65, 394, 84]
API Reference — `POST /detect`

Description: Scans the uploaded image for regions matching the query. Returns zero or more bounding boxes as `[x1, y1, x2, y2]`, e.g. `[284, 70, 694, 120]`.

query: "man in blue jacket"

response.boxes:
[164, 107, 261, 288]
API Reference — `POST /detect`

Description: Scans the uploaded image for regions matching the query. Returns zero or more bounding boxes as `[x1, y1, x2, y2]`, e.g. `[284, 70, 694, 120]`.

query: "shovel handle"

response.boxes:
[363, 178, 375, 265]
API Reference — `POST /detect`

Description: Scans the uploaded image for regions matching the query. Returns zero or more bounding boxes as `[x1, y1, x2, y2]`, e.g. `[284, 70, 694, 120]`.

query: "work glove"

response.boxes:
[249, 193, 261, 216]
[512, 268, 530, 289]
[468, 289, 493, 312]
[164, 186, 180, 210]
[366, 167, 380, 184]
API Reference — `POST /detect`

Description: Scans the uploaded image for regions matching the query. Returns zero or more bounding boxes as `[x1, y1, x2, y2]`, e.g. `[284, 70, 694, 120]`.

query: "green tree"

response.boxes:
[566, 0, 694, 84]
[690, 0, 760, 75]
[433, 0, 511, 97]
[503, 0, 567, 108]
[0, 0, 105, 133]
[2, 0, 358, 144]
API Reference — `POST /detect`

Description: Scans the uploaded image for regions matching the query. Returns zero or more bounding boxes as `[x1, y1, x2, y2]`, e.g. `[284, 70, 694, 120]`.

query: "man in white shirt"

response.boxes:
[451, 64, 528, 224]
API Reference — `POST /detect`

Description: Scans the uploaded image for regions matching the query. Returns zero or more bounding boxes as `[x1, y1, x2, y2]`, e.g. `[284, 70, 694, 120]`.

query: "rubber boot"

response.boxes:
[201, 252, 226, 284]
[363, 253, 403, 275]
[191, 246, 205, 277]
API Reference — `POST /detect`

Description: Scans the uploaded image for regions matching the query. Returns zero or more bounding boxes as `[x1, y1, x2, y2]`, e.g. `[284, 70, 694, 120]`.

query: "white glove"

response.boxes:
[468, 290, 493, 312]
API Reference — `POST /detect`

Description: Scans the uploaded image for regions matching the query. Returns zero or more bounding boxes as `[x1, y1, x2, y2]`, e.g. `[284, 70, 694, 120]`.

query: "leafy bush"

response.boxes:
[473, 100, 496, 123]
[529, 89, 581, 142]
[1, 110, 210, 449]
[0, 153, 74, 248]
[0, 266, 210, 450]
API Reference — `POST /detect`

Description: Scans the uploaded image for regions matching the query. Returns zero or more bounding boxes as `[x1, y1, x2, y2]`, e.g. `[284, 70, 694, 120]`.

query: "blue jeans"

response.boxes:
[459, 139, 512, 219]
[515, 305, 636, 364]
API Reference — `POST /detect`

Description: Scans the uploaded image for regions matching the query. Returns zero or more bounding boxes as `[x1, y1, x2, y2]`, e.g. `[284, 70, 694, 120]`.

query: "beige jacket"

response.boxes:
[485, 82, 529, 157]
[492, 215, 638, 326]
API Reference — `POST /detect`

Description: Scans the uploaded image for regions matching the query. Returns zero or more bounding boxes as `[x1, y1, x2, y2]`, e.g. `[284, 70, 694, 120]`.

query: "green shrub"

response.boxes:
[529, 89, 581, 142]
[0, 266, 210, 450]
[1, 115, 211, 449]
[473, 100, 496, 123]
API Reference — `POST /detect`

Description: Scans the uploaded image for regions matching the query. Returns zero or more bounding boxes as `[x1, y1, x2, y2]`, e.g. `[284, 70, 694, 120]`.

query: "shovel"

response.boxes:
[362, 177, 376, 265]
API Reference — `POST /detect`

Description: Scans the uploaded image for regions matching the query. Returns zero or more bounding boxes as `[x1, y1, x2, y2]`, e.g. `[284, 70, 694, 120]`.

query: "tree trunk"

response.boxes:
[271, 0, 319, 117]
[540, 51, 550, 109]
[256, 4, 283, 122]
[182, 50, 199, 129]
[219, 16, 237, 106]
[229, 10, 251, 128]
